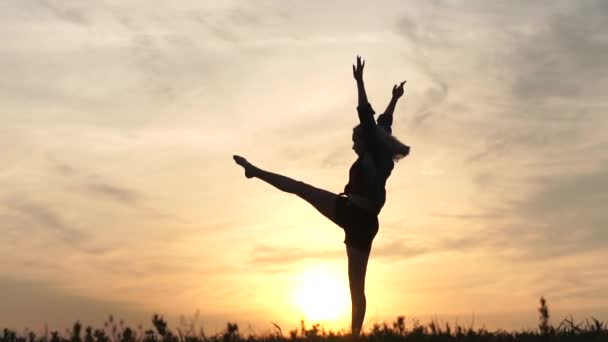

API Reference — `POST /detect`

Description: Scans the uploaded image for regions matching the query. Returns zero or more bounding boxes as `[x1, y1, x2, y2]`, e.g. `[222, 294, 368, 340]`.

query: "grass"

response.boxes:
[2, 298, 607, 342]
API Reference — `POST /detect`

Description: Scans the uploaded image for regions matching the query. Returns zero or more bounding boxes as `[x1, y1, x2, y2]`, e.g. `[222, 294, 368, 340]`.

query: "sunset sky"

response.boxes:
[2, 0, 608, 334]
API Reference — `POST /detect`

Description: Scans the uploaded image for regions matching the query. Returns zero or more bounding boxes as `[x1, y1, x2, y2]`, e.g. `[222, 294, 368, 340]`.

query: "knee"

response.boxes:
[288, 180, 305, 194]
[295, 180, 308, 191]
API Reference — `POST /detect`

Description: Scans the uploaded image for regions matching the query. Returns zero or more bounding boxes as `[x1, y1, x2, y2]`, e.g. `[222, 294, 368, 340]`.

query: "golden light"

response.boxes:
[291, 264, 350, 323]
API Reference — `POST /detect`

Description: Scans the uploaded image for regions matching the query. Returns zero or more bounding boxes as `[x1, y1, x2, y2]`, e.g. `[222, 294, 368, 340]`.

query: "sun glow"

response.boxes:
[292, 264, 350, 323]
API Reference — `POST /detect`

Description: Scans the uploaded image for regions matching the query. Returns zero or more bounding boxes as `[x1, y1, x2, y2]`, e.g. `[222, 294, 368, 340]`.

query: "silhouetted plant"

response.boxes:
[557, 314, 581, 335]
[152, 316, 168, 338]
[50, 331, 60, 342]
[586, 317, 606, 333]
[3, 328, 17, 342]
[269, 323, 282, 339]
[149, 315, 177, 342]
[392, 316, 405, 336]
[119, 328, 135, 342]
[222, 323, 239, 342]
[179, 310, 202, 340]
[3, 301, 608, 342]
[70, 322, 82, 342]
[93, 329, 110, 342]
[142, 329, 156, 342]
[298, 321, 323, 339]
[83, 327, 93, 342]
[538, 296, 553, 335]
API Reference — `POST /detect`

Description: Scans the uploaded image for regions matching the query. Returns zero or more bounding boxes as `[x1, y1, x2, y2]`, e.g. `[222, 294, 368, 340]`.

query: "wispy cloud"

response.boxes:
[48, 159, 142, 206]
[2, 195, 118, 257]
[466, 162, 608, 261]
[410, 75, 448, 128]
[47, 159, 179, 222]
[391, 1, 608, 268]
[431, 211, 502, 220]
[35, 0, 89, 26]
[87, 182, 140, 205]
[510, 0, 608, 101]
[0, 276, 149, 330]
[516, 167, 607, 257]
[251, 239, 429, 266]
[7, 200, 86, 246]
[372, 239, 429, 260]
[250, 245, 343, 266]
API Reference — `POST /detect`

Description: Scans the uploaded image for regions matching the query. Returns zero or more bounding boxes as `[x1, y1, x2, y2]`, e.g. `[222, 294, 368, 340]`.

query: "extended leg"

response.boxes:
[233, 155, 338, 223]
[347, 245, 370, 336]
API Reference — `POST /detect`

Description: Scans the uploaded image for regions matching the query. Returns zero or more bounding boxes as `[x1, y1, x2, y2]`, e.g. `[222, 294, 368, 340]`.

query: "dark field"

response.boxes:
[3, 299, 607, 342]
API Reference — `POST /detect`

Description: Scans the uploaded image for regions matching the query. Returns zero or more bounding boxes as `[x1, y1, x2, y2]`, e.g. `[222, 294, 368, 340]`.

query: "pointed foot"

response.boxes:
[233, 155, 256, 178]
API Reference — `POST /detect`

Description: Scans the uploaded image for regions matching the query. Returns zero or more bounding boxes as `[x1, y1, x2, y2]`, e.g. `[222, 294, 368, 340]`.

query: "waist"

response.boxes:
[347, 193, 377, 213]
[344, 192, 386, 215]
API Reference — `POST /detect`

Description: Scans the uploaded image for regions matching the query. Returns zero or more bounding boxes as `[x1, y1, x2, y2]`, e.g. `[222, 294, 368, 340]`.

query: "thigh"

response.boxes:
[294, 181, 340, 224]
[344, 207, 379, 251]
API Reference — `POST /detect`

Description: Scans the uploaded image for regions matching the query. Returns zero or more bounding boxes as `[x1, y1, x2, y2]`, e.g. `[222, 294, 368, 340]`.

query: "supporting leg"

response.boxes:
[347, 245, 370, 336]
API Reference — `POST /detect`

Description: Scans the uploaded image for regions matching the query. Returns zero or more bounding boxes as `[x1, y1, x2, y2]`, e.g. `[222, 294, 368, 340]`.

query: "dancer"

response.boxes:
[233, 56, 410, 336]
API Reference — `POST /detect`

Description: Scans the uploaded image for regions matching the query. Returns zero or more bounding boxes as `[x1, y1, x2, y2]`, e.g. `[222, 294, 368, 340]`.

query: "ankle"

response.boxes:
[245, 165, 260, 179]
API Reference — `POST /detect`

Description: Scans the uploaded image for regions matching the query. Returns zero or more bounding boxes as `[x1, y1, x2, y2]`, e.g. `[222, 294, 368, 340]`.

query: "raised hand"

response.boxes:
[392, 81, 406, 99]
[352, 55, 365, 81]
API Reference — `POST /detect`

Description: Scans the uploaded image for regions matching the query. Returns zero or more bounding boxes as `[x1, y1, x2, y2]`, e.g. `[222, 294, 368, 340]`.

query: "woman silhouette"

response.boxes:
[233, 56, 410, 336]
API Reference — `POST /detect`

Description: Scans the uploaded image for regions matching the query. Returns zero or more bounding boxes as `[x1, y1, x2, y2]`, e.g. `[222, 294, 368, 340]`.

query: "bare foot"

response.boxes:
[233, 155, 256, 178]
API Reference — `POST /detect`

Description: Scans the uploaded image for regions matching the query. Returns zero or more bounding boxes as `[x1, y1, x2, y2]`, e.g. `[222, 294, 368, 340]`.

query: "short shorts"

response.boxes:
[334, 195, 379, 253]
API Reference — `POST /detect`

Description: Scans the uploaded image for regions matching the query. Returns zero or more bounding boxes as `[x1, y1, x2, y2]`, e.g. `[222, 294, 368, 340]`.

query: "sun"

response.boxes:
[292, 264, 350, 323]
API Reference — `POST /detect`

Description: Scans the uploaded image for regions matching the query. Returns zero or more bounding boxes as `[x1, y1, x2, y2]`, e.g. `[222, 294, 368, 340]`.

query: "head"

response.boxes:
[352, 124, 410, 161]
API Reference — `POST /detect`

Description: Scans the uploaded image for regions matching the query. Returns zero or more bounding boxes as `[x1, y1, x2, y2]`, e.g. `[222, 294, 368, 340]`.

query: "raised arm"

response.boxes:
[353, 56, 369, 107]
[352, 56, 375, 128]
[377, 81, 406, 133]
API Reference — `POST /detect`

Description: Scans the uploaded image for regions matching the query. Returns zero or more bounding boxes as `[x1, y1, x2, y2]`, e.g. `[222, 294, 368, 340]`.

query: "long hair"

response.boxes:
[353, 124, 410, 162]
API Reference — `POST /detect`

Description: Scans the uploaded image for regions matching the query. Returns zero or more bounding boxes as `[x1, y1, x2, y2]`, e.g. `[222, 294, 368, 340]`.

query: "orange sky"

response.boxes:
[1, 0, 608, 334]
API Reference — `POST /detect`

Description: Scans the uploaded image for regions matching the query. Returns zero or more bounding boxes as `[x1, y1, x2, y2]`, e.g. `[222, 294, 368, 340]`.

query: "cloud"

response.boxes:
[392, 1, 607, 167]
[0, 276, 149, 330]
[87, 182, 140, 205]
[431, 212, 502, 220]
[192, 7, 269, 44]
[7, 200, 87, 246]
[250, 245, 343, 266]
[437, 235, 491, 253]
[48, 159, 178, 221]
[479, 162, 608, 261]
[84, 253, 204, 279]
[371, 240, 429, 260]
[395, 13, 445, 49]
[394, 14, 451, 127]
[54, 162, 76, 176]
[35, 0, 89, 26]
[251, 239, 429, 267]
[410, 75, 448, 128]
[509, 1, 608, 101]
[3, 195, 116, 256]
[48, 158, 142, 206]
[428, 163, 608, 262]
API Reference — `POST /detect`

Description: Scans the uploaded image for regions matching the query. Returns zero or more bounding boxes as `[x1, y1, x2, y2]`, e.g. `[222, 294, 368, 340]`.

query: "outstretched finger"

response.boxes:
[400, 81, 407, 86]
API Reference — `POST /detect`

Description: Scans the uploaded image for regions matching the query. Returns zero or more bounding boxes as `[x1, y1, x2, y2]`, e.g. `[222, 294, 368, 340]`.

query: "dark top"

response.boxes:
[343, 103, 395, 215]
